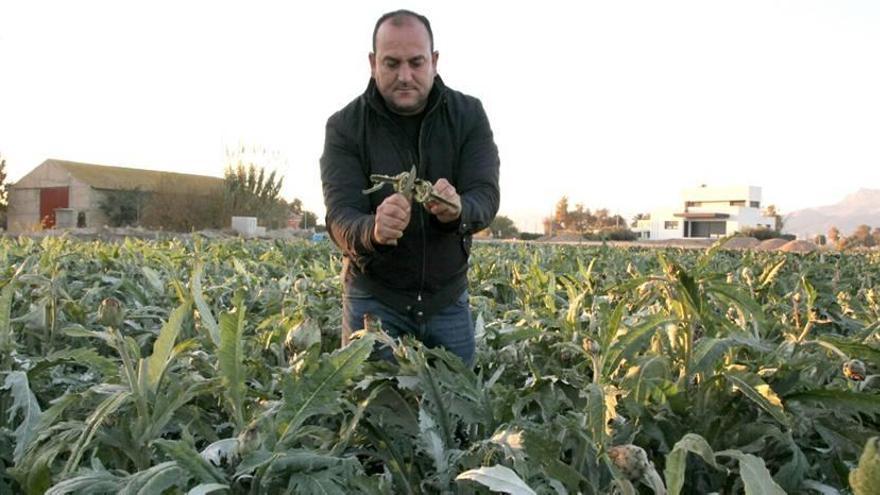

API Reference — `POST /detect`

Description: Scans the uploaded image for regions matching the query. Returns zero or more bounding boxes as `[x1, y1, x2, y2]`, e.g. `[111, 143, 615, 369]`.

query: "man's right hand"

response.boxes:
[373, 193, 411, 246]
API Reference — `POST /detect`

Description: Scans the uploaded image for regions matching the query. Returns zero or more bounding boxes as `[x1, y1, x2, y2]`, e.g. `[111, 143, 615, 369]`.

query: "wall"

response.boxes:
[7, 162, 107, 231]
[681, 185, 761, 204]
[6, 189, 41, 232]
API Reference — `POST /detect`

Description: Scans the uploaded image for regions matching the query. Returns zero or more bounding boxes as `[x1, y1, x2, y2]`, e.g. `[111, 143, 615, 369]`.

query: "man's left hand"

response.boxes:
[425, 178, 461, 223]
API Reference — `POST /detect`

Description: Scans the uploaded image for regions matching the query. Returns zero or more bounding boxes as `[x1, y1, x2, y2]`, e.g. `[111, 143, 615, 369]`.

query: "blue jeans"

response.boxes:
[342, 284, 475, 367]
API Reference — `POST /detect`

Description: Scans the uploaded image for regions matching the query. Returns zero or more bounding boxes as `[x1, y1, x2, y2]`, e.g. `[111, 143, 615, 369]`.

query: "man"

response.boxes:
[320, 9, 500, 366]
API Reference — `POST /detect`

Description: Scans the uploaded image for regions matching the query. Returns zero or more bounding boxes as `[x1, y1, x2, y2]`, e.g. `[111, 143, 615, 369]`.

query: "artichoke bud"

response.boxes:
[236, 423, 261, 457]
[284, 319, 321, 355]
[843, 359, 867, 382]
[98, 297, 125, 328]
[850, 437, 880, 495]
[608, 444, 651, 481]
[363, 313, 382, 333]
[726, 307, 738, 322]
[582, 337, 600, 355]
[293, 277, 311, 293]
[866, 289, 878, 308]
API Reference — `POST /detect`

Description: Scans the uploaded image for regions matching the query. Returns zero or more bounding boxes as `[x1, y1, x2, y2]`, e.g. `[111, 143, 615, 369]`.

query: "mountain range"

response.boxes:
[783, 189, 880, 238]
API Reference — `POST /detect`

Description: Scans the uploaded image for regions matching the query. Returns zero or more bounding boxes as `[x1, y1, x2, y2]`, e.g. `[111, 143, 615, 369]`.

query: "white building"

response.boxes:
[634, 185, 778, 240]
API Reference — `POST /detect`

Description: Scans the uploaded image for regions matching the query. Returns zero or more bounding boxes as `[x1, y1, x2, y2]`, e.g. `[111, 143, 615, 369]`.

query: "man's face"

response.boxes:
[369, 18, 439, 116]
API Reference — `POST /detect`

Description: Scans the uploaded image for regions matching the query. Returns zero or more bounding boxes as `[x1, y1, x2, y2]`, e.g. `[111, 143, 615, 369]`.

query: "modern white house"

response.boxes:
[633, 185, 778, 240]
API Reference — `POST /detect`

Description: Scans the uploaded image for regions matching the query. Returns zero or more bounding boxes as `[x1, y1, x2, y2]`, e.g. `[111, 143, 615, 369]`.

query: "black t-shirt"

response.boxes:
[389, 107, 425, 161]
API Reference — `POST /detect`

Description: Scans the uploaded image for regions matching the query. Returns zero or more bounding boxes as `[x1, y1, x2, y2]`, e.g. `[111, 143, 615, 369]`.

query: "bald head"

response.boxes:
[372, 9, 434, 52]
[368, 9, 439, 115]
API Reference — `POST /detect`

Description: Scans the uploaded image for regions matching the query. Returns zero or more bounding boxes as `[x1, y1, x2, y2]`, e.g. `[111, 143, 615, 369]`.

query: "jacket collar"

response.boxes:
[365, 74, 447, 118]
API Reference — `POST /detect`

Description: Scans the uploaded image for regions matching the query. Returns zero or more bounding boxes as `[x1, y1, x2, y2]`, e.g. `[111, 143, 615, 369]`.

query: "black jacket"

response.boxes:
[320, 75, 500, 318]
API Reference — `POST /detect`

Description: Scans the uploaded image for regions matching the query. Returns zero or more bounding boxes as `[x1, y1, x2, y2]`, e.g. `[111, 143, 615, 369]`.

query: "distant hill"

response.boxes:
[783, 189, 880, 238]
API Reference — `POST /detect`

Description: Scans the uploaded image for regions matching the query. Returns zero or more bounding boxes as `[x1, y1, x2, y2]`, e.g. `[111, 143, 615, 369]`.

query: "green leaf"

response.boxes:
[187, 483, 230, 495]
[418, 407, 448, 475]
[758, 259, 786, 289]
[155, 439, 226, 485]
[521, 429, 586, 491]
[119, 461, 188, 495]
[496, 327, 542, 347]
[218, 293, 247, 430]
[200, 438, 238, 466]
[144, 300, 190, 394]
[277, 335, 375, 446]
[817, 335, 880, 367]
[456, 465, 536, 495]
[191, 262, 220, 347]
[63, 390, 131, 476]
[725, 371, 789, 427]
[692, 336, 765, 377]
[0, 276, 15, 354]
[664, 433, 724, 495]
[716, 450, 786, 495]
[28, 348, 117, 378]
[45, 469, 122, 494]
[604, 314, 675, 376]
[2, 371, 43, 464]
[260, 450, 352, 484]
[0, 257, 31, 355]
[773, 432, 809, 493]
[600, 298, 628, 351]
[141, 266, 165, 295]
[620, 355, 669, 404]
[584, 383, 609, 443]
[785, 389, 880, 416]
[801, 479, 842, 495]
[708, 284, 766, 328]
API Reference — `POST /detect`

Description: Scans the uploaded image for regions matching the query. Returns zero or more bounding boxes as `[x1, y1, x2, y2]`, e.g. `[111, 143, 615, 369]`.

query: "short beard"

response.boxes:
[385, 94, 428, 116]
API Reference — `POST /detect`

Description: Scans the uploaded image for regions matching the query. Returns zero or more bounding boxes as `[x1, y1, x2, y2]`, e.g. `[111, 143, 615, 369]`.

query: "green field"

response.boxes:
[1, 237, 878, 494]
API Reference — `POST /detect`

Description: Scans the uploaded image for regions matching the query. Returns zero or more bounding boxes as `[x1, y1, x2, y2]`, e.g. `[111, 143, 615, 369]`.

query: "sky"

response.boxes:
[2, 0, 878, 232]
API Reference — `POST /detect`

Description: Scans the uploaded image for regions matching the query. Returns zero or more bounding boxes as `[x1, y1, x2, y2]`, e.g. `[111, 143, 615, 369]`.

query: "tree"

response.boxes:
[848, 224, 875, 248]
[631, 213, 649, 228]
[98, 188, 149, 227]
[764, 204, 784, 231]
[0, 155, 8, 208]
[554, 196, 569, 230]
[301, 211, 318, 230]
[828, 226, 840, 246]
[286, 197, 318, 230]
[490, 215, 519, 238]
[140, 176, 225, 231]
[223, 147, 288, 228]
[0, 155, 7, 229]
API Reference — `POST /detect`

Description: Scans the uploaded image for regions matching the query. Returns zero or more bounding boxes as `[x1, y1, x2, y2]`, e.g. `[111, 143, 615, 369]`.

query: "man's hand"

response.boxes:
[425, 179, 461, 223]
[373, 193, 411, 246]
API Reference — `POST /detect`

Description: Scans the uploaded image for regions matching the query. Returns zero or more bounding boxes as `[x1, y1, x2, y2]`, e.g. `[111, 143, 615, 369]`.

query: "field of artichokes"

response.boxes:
[1, 236, 878, 494]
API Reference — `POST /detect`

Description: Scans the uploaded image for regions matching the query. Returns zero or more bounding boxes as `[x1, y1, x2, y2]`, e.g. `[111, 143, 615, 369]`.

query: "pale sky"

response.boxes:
[2, 1, 878, 232]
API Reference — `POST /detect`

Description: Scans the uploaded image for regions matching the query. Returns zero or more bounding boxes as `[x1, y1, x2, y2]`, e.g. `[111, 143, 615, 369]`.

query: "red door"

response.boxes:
[40, 187, 69, 228]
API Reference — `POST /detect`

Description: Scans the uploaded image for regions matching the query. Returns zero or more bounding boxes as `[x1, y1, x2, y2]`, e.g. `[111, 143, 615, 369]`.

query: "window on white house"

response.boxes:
[750, 201, 760, 208]
[664, 221, 679, 229]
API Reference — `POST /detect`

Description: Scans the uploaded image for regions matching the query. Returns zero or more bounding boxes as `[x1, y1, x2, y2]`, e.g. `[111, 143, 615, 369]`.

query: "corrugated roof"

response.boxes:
[46, 159, 224, 193]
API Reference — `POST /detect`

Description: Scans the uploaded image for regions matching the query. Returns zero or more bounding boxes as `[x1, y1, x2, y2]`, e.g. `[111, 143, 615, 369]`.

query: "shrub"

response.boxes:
[739, 227, 791, 241]
[518, 232, 543, 241]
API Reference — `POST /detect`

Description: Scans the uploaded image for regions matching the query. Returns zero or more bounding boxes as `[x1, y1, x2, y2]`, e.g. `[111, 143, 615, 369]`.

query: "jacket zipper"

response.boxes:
[374, 96, 445, 314]
[415, 98, 444, 311]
